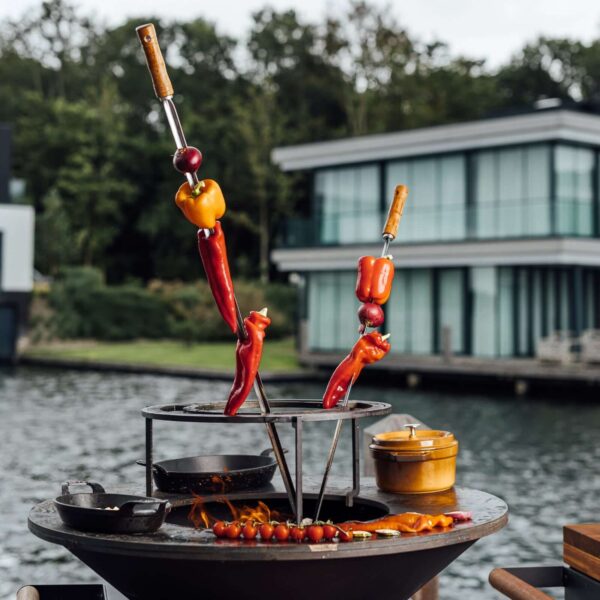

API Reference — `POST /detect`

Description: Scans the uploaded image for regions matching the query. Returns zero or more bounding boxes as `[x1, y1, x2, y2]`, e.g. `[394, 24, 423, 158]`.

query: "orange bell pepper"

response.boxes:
[355, 256, 394, 305]
[175, 179, 226, 229]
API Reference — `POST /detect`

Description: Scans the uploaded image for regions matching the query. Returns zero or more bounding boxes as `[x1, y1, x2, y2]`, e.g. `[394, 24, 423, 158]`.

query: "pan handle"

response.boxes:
[136, 459, 168, 476]
[119, 499, 171, 518]
[61, 480, 105, 496]
[260, 448, 289, 457]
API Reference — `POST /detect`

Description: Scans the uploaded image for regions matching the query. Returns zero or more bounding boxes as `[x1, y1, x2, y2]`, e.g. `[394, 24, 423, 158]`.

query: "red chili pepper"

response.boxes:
[355, 256, 394, 305]
[197, 221, 238, 334]
[224, 309, 271, 416]
[322, 332, 391, 409]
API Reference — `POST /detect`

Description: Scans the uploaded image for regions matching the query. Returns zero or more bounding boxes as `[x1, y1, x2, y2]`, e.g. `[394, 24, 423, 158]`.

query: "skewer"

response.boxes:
[137, 24, 297, 517]
[313, 185, 408, 521]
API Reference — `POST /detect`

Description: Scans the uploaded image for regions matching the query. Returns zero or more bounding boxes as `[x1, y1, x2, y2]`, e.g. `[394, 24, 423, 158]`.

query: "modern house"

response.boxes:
[271, 106, 600, 365]
[0, 124, 34, 362]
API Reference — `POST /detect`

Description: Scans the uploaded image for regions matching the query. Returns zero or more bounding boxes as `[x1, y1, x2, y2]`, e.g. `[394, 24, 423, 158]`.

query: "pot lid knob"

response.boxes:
[404, 423, 420, 439]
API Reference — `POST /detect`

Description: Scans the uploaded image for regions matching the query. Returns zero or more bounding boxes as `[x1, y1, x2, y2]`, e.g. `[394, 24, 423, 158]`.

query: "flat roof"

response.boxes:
[271, 238, 600, 271]
[272, 109, 600, 171]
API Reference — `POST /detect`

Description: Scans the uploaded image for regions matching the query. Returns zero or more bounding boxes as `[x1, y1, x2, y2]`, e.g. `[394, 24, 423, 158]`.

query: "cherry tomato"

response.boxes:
[307, 525, 324, 543]
[338, 529, 354, 543]
[242, 521, 258, 540]
[212, 520, 227, 538]
[225, 522, 241, 539]
[273, 523, 290, 542]
[289, 526, 305, 542]
[259, 522, 274, 540]
[322, 524, 337, 540]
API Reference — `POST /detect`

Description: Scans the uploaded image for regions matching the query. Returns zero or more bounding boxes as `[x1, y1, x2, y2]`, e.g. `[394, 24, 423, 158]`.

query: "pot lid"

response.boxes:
[372, 424, 456, 451]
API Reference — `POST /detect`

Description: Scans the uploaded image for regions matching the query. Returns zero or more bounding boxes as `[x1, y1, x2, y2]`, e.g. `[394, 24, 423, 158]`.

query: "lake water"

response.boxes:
[1, 367, 599, 599]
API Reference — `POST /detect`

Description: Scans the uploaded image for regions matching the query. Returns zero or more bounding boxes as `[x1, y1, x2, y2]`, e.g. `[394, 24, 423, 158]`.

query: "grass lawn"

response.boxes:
[24, 337, 302, 373]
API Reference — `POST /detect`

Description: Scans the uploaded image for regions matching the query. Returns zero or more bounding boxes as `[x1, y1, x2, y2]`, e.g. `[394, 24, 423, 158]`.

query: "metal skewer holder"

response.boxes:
[141, 399, 391, 523]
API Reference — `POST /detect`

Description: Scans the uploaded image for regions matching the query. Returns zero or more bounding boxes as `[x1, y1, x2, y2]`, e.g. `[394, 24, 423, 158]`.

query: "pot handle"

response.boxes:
[119, 499, 171, 518]
[61, 480, 105, 496]
[260, 447, 289, 457]
[369, 447, 431, 462]
[136, 459, 168, 476]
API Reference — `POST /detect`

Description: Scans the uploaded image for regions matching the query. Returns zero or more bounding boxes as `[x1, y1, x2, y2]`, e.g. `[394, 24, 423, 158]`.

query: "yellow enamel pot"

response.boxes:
[370, 425, 458, 494]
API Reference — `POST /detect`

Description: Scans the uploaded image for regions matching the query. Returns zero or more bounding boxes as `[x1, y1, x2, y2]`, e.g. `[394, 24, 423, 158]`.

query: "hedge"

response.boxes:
[44, 267, 296, 342]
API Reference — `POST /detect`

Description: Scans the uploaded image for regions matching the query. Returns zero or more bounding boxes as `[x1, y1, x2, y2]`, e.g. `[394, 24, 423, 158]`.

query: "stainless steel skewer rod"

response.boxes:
[313, 186, 408, 521]
[230, 289, 297, 515]
[136, 23, 297, 518]
[313, 376, 355, 521]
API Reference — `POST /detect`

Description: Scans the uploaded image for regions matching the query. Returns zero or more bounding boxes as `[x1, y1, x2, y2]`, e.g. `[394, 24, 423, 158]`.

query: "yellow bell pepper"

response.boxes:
[174, 179, 226, 229]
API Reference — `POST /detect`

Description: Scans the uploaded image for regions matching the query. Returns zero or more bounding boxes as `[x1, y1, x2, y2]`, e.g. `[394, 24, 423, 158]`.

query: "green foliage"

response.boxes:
[45, 268, 295, 342]
[3, 0, 600, 285]
[49, 267, 170, 340]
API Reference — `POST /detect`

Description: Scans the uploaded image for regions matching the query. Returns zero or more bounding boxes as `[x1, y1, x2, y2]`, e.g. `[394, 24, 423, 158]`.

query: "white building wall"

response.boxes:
[0, 204, 35, 292]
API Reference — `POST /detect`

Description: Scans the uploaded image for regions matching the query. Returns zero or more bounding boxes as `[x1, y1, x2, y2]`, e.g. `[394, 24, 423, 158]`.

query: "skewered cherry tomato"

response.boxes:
[212, 520, 227, 538]
[338, 529, 354, 542]
[225, 522, 241, 539]
[242, 521, 258, 540]
[259, 522, 274, 540]
[307, 525, 324, 543]
[289, 526, 305, 542]
[322, 524, 337, 540]
[273, 523, 290, 542]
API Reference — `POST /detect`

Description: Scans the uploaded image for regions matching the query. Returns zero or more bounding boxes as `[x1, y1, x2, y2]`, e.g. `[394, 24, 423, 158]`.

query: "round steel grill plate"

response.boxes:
[142, 399, 392, 423]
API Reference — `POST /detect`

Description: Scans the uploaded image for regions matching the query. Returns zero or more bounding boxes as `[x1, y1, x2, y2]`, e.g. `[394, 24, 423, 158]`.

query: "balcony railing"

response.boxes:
[276, 200, 596, 248]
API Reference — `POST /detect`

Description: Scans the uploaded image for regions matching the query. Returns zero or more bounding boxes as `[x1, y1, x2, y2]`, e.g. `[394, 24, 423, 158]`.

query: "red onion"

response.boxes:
[357, 302, 384, 328]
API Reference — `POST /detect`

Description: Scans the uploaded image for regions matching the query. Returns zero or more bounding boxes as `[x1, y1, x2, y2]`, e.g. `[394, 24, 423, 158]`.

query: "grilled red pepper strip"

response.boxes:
[197, 221, 238, 334]
[225, 309, 271, 416]
[322, 332, 391, 409]
[355, 256, 395, 304]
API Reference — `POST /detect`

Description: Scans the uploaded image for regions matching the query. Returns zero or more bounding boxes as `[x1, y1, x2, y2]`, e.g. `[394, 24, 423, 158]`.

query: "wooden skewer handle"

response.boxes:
[382, 184, 409, 240]
[136, 23, 174, 99]
[16, 587, 40, 600]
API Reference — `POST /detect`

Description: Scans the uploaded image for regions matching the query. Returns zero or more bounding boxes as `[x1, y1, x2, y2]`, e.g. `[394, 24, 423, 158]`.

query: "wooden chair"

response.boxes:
[490, 524, 600, 599]
[580, 330, 600, 364]
[536, 331, 575, 364]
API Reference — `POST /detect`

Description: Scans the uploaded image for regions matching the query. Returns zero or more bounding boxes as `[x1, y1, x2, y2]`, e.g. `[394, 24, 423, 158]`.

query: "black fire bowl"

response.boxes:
[29, 480, 508, 600]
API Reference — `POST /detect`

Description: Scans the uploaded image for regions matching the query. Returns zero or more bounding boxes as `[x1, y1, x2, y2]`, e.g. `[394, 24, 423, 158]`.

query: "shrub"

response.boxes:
[45, 268, 296, 342]
[49, 267, 169, 340]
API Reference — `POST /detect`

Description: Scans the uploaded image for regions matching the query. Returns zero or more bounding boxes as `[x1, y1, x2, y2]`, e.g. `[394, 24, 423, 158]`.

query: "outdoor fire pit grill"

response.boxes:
[28, 397, 508, 599]
[29, 480, 507, 600]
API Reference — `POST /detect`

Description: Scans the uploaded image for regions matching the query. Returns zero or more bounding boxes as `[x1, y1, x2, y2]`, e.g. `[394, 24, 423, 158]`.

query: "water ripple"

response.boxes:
[1, 367, 598, 599]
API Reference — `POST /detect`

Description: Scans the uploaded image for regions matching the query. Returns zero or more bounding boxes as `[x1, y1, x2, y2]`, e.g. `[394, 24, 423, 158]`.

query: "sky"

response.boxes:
[1, 0, 600, 68]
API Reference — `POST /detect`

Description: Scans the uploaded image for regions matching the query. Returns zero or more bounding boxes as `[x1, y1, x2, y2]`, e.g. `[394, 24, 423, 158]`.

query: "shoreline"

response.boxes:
[17, 354, 324, 383]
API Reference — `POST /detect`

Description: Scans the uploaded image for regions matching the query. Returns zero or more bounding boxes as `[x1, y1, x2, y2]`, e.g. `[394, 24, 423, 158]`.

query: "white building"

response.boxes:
[272, 106, 600, 362]
[0, 125, 34, 362]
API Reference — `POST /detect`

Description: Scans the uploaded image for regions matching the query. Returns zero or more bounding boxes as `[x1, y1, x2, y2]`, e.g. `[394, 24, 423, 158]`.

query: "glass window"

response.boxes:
[439, 269, 464, 353]
[473, 145, 551, 238]
[497, 267, 513, 357]
[386, 155, 466, 242]
[307, 272, 361, 351]
[314, 165, 380, 245]
[388, 270, 410, 352]
[337, 273, 361, 350]
[387, 269, 433, 354]
[555, 145, 594, 236]
[440, 156, 466, 239]
[471, 267, 497, 357]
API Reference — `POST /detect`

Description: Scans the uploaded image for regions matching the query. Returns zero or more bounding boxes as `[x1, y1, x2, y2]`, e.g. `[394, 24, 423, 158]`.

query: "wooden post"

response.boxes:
[441, 325, 453, 363]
